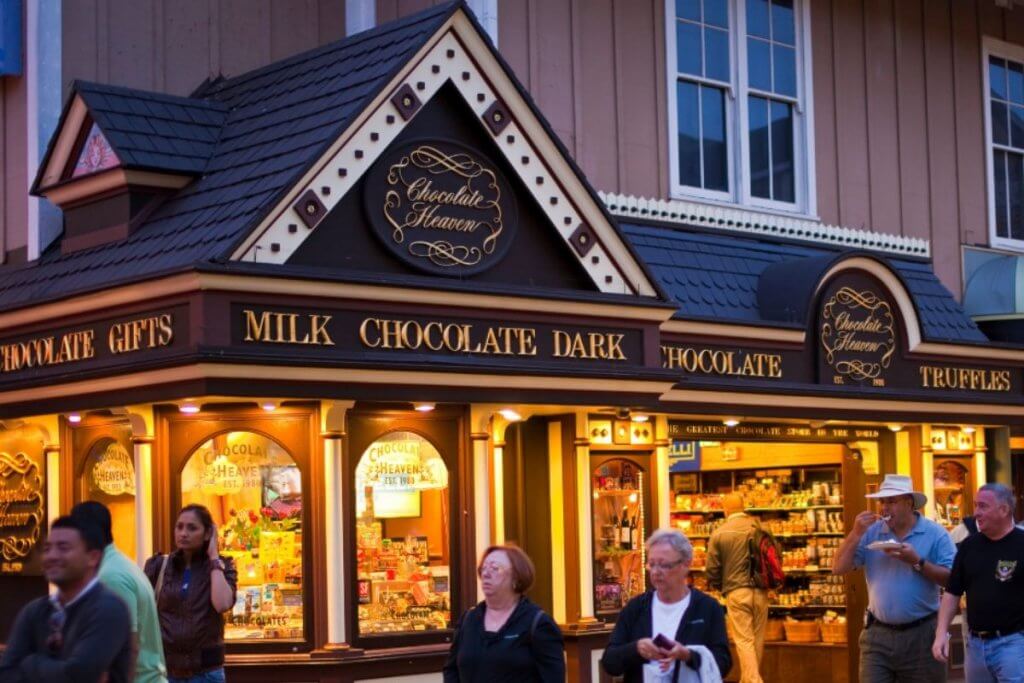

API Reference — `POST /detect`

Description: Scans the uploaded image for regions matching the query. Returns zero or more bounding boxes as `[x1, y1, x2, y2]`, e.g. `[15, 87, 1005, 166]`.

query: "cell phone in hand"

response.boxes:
[653, 633, 673, 649]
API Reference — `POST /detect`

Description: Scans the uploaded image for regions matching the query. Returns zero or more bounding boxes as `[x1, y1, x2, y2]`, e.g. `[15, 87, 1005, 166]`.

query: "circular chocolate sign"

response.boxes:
[364, 139, 516, 276]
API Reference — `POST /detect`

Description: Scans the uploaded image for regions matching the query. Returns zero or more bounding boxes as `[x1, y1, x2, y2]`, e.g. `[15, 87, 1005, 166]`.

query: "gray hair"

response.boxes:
[645, 528, 694, 564]
[979, 483, 1016, 513]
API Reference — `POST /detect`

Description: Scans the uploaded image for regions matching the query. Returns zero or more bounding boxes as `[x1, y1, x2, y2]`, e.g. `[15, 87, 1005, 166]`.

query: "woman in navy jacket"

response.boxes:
[601, 529, 732, 681]
[443, 544, 564, 683]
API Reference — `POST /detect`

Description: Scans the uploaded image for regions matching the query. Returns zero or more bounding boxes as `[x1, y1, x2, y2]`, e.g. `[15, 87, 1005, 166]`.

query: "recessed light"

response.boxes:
[963, 426, 976, 434]
[413, 402, 436, 412]
[261, 402, 277, 412]
[723, 418, 740, 427]
[888, 424, 902, 432]
[631, 414, 650, 423]
[499, 408, 522, 422]
[180, 402, 200, 414]
[67, 413, 82, 424]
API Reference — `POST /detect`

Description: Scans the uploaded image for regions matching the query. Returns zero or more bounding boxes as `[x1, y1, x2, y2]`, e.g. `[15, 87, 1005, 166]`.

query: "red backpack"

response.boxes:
[749, 528, 786, 590]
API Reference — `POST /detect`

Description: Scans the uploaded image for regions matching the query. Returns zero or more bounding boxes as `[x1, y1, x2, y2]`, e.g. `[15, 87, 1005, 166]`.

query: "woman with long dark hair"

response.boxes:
[145, 504, 237, 683]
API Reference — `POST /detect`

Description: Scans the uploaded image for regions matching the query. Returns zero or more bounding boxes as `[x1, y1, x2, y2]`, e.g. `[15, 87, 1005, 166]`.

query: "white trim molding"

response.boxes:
[602, 192, 931, 258]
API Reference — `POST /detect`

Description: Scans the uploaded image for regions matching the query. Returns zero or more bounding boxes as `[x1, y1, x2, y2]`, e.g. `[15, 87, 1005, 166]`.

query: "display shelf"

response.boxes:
[670, 508, 724, 515]
[594, 489, 642, 497]
[770, 604, 847, 610]
[745, 505, 843, 513]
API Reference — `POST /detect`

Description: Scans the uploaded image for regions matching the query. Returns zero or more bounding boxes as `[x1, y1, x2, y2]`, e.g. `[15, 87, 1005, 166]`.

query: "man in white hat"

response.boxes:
[833, 474, 957, 683]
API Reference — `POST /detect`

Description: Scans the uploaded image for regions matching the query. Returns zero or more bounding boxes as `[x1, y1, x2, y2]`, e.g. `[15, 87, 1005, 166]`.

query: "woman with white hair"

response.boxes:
[601, 528, 731, 682]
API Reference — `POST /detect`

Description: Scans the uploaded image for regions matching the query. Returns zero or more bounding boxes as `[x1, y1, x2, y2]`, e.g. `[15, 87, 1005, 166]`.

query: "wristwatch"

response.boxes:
[210, 558, 226, 572]
[912, 558, 926, 572]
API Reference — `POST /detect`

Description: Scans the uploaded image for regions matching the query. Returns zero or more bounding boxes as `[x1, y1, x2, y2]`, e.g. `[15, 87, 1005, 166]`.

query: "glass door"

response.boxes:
[592, 457, 647, 620]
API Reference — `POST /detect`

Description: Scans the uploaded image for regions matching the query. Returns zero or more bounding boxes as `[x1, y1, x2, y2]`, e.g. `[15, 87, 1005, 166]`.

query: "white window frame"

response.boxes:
[665, 0, 816, 217]
[982, 36, 1024, 252]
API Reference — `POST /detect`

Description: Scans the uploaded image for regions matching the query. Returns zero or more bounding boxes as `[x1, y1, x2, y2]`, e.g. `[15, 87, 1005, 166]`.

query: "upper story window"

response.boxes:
[666, 0, 813, 214]
[985, 38, 1024, 250]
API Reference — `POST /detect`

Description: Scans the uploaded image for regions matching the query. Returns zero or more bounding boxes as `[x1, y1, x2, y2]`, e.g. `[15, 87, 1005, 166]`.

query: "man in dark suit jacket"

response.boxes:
[0, 515, 133, 682]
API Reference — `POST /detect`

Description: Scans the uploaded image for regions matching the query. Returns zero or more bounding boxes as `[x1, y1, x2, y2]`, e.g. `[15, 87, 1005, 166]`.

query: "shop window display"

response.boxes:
[180, 431, 304, 641]
[82, 438, 136, 559]
[592, 458, 646, 619]
[355, 431, 451, 635]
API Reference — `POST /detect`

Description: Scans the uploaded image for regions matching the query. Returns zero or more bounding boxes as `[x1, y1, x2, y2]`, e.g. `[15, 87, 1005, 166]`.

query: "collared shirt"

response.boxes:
[854, 513, 956, 624]
[50, 574, 101, 610]
[100, 544, 167, 683]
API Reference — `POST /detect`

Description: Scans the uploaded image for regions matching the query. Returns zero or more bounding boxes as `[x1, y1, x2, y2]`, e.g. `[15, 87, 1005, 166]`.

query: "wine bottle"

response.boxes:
[620, 506, 631, 549]
[631, 513, 640, 550]
[610, 511, 620, 549]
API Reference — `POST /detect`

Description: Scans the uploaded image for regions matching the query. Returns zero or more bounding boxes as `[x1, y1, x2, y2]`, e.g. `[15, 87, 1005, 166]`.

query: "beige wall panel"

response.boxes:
[864, 0, 901, 236]
[922, 1, 962, 295]
[317, 0, 347, 44]
[62, 0, 99, 90]
[105, 0, 157, 90]
[978, 1, 1006, 41]
[613, 0, 661, 197]
[498, 0, 530, 86]
[1004, 4, 1024, 46]
[952, 1, 986, 251]
[894, 0, 930, 242]
[270, 0, 319, 62]
[572, 0, 618, 191]
[2, 78, 27, 254]
[833, 0, 871, 231]
[811, 0, 839, 224]
[218, 0, 272, 78]
[377, 0, 439, 26]
[162, 0, 213, 96]
[529, 0, 576, 156]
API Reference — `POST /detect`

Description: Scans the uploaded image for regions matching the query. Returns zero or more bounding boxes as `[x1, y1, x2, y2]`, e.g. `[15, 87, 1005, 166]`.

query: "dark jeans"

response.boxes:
[858, 615, 947, 683]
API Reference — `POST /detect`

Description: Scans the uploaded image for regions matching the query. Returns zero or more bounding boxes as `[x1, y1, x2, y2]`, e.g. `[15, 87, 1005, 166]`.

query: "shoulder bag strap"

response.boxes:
[154, 554, 169, 599]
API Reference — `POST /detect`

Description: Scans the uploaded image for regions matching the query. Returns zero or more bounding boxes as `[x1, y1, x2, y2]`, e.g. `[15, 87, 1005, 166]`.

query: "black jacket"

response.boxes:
[0, 582, 133, 683]
[442, 598, 565, 683]
[600, 588, 732, 682]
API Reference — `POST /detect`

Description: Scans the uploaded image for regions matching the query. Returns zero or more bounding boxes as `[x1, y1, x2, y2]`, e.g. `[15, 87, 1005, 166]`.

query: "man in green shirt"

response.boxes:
[72, 501, 167, 683]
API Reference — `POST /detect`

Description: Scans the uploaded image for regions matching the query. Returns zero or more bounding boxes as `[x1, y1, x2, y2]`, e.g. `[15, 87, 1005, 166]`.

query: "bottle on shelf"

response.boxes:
[620, 506, 631, 550]
[630, 512, 641, 550]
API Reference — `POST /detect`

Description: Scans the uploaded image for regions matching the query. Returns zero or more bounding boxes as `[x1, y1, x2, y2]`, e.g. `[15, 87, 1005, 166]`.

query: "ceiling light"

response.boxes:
[499, 408, 522, 422]
[67, 413, 82, 424]
[723, 418, 740, 427]
[179, 402, 200, 414]
[888, 424, 902, 432]
[261, 401, 277, 412]
[631, 414, 650, 423]
[963, 426, 976, 434]
[413, 402, 436, 412]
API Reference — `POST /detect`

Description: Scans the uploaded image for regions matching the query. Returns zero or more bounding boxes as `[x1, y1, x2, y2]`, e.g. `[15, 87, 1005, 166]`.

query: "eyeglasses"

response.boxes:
[645, 559, 686, 573]
[478, 562, 509, 577]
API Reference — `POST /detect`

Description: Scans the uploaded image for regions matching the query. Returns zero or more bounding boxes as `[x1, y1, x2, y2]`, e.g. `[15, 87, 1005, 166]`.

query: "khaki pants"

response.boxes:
[726, 587, 769, 683]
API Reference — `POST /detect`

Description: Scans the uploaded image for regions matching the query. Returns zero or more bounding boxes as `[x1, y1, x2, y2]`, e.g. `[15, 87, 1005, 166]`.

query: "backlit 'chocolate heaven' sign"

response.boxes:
[366, 140, 516, 276]
[821, 287, 896, 385]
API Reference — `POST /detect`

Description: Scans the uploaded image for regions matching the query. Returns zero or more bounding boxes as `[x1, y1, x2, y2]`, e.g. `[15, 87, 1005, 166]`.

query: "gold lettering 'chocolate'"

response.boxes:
[0, 330, 95, 373]
[243, 310, 334, 346]
[918, 365, 1012, 392]
[358, 318, 538, 357]
[661, 345, 783, 379]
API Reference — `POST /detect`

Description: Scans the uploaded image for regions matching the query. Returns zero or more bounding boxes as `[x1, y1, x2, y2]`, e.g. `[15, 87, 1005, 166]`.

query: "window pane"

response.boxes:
[772, 0, 795, 45]
[1010, 152, 1024, 240]
[1011, 62, 1024, 105]
[677, 0, 701, 21]
[773, 45, 797, 97]
[704, 0, 728, 28]
[747, 0, 770, 38]
[677, 20, 702, 76]
[1012, 105, 1024, 149]
[993, 100, 1009, 146]
[748, 38, 771, 91]
[181, 432, 306, 641]
[356, 432, 452, 635]
[702, 86, 728, 191]
[771, 100, 795, 202]
[991, 57, 1008, 100]
[749, 96, 770, 198]
[705, 27, 730, 81]
[677, 80, 702, 187]
[995, 150, 1009, 238]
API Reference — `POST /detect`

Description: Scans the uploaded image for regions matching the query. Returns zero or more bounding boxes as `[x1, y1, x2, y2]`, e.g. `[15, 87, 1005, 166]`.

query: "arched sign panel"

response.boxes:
[817, 273, 899, 388]
[364, 139, 517, 276]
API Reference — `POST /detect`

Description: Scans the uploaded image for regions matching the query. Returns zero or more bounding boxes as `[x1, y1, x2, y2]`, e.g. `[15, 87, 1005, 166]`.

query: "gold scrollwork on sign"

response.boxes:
[821, 287, 895, 381]
[384, 145, 503, 268]
[0, 451, 44, 562]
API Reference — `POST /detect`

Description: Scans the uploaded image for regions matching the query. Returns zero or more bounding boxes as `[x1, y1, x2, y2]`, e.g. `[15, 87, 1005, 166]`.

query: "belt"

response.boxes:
[867, 611, 936, 631]
[969, 628, 1024, 640]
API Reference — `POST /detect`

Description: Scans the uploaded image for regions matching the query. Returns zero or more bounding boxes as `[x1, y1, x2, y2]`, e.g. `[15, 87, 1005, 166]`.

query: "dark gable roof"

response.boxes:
[0, 2, 458, 311]
[74, 82, 229, 175]
[623, 221, 988, 344]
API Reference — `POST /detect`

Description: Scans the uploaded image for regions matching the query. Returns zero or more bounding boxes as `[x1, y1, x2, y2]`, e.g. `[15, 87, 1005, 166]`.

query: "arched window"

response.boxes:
[354, 430, 451, 636]
[180, 431, 305, 641]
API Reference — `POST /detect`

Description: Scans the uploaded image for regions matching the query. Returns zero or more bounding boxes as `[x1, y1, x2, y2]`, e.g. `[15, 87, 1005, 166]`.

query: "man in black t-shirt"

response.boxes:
[933, 483, 1024, 683]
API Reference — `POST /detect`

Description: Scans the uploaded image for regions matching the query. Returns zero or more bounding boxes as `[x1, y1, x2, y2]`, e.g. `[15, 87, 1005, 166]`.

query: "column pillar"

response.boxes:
[573, 410, 597, 627]
[45, 444, 61, 526]
[471, 430, 490, 603]
[492, 438, 506, 545]
[132, 436, 155, 565]
[321, 400, 354, 652]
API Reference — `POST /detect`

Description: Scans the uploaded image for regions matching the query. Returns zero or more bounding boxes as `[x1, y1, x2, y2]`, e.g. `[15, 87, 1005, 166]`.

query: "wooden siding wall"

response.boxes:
[1, 73, 29, 261]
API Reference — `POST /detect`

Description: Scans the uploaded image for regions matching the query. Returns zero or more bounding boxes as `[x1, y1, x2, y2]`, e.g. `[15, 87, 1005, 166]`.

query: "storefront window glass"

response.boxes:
[355, 431, 451, 636]
[83, 438, 136, 559]
[180, 431, 304, 641]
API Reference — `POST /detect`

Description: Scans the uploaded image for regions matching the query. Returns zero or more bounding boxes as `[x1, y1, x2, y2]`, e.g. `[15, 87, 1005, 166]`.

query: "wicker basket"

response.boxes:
[784, 620, 821, 643]
[765, 619, 786, 642]
[821, 621, 847, 644]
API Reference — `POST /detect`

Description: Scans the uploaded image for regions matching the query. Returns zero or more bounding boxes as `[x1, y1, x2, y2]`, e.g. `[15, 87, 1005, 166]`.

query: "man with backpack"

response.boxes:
[833, 474, 956, 683]
[707, 493, 772, 683]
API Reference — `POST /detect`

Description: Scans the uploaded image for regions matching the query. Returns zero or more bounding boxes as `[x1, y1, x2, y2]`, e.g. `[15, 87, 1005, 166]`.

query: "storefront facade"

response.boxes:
[3, 5, 1024, 683]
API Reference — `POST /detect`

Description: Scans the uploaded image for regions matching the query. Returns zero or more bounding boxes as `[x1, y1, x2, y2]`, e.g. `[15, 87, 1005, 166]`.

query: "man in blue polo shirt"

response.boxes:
[833, 474, 956, 683]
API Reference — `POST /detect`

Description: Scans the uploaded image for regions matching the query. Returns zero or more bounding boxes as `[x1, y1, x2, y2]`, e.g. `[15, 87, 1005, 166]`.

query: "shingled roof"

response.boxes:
[1, 2, 458, 311]
[623, 221, 988, 344]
